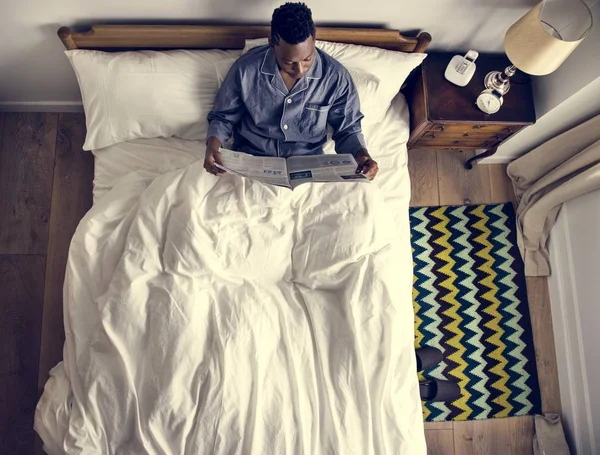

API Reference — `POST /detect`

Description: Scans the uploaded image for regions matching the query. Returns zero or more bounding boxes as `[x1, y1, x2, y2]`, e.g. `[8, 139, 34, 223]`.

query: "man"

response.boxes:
[204, 2, 379, 180]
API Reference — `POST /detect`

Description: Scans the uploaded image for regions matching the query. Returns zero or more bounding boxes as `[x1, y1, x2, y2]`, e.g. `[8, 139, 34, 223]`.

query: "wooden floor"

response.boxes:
[0, 112, 560, 454]
[409, 150, 561, 454]
[0, 113, 94, 455]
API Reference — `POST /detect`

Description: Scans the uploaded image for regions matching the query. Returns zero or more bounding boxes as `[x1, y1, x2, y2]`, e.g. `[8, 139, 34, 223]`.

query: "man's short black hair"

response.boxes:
[270, 2, 316, 45]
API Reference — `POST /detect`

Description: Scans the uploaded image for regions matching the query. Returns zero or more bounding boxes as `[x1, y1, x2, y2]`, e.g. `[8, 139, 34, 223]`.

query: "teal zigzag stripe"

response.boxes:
[453, 206, 491, 417]
[490, 204, 534, 414]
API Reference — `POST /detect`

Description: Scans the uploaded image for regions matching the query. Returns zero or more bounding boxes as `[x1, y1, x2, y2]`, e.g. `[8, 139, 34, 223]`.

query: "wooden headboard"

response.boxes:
[58, 25, 431, 53]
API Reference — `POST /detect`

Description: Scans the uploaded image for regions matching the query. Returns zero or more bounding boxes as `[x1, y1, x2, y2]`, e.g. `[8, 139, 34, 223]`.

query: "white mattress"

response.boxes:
[35, 95, 425, 454]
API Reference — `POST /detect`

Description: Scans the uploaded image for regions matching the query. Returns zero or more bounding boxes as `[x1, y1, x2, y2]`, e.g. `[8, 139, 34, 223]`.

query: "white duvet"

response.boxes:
[35, 96, 425, 455]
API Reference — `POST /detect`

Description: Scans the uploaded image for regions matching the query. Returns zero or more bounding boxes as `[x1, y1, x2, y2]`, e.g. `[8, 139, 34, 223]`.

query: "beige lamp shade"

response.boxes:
[505, 0, 592, 76]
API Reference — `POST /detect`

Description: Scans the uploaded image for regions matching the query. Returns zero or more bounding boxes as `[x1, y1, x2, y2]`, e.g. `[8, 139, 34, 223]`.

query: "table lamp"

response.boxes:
[485, 0, 593, 96]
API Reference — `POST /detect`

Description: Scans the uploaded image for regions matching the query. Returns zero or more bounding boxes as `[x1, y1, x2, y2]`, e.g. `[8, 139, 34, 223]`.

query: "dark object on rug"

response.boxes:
[420, 379, 461, 402]
[410, 203, 541, 422]
[416, 347, 443, 372]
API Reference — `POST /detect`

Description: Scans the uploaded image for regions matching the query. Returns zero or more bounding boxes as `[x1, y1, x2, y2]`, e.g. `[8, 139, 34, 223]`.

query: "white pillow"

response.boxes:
[66, 49, 241, 150]
[344, 68, 382, 126]
[243, 38, 426, 124]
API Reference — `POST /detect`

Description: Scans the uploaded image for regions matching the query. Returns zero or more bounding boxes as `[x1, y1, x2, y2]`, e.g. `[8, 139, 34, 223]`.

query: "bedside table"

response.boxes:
[403, 53, 536, 169]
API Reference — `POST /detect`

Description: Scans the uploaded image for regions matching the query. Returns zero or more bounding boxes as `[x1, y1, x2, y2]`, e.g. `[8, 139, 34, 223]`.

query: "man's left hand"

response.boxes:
[355, 149, 379, 180]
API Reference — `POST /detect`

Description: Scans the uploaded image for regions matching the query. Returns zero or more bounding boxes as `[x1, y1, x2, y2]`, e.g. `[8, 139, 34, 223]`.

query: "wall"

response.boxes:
[547, 188, 600, 454]
[491, 0, 600, 162]
[0, 0, 538, 108]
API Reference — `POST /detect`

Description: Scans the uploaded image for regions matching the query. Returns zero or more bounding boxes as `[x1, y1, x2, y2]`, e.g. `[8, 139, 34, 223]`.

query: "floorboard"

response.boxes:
[436, 151, 492, 206]
[38, 114, 94, 393]
[408, 149, 440, 207]
[425, 429, 455, 455]
[453, 416, 534, 455]
[0, 255, 46, 455]
[424, 421, 454, 430]
[0, 113, 58, 254]
[525, 276, 561, 414]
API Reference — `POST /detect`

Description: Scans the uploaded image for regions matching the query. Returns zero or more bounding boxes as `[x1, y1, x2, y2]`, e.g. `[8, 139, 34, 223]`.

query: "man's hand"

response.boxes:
[355, 149, 379, 180]
[204, 137, 225, 176]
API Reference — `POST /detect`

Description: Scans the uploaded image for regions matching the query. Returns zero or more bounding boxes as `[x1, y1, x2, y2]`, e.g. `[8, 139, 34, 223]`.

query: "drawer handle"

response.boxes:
[426, 133, 436, 139]
[463, 133, 469, 137]
[473, 125, 483, 129]
[437, 125, 445, 132]
[453, 140, 460, 144]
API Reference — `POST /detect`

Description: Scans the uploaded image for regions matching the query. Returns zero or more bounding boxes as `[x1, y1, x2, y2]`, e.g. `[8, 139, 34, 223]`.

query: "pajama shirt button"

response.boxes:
[283, 124, 289, 130]
[287, 98, 292, 104]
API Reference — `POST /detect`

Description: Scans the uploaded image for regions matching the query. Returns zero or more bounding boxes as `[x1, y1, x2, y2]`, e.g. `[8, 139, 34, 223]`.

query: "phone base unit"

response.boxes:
[444, 50, 479, 87]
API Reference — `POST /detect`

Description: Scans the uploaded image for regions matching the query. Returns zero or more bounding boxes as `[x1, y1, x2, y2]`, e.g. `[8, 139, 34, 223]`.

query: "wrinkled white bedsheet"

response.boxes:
[35, 96, 425, 455]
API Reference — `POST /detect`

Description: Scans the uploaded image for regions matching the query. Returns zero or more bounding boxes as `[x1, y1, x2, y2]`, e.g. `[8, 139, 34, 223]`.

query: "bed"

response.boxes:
[35, 25, 431, 455]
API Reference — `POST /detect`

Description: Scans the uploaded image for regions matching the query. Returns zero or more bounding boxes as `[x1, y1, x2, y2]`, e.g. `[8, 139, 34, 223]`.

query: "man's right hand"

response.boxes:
[204, 138, 225, 176]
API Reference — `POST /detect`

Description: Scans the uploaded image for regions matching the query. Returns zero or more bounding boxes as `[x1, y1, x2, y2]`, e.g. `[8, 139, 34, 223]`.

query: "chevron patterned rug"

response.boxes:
[410, 203, 541, 422]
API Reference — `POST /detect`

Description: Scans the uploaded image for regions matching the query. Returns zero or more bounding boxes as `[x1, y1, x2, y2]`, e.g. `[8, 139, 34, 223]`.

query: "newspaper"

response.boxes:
[214, 148, 369, 190]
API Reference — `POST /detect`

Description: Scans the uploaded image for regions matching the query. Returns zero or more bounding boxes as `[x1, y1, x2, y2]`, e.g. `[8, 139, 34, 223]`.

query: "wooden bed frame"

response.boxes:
[57, 25, 431, 53]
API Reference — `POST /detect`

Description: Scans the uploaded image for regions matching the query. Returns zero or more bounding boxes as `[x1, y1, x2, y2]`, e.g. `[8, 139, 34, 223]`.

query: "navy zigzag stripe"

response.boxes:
[501, 204, 542, 413]
[446, 206, 485, 419]
[424, 208, 456, 421]
[485, 204, 521, 414]
[410, 208, 445, 421]
[411, 209, 438, 349]
[428, 208, 464, 420]
[465, 205, 504, 418]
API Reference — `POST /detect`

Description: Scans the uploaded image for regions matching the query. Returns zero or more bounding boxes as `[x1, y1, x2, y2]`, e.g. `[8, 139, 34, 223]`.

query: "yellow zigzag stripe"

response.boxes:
[432, 207, 471, 420]
[422, 403, 431, 421]
[413, 244, 426, 385]
[473, 205, 512, 417]
[412, 244, 424, 349]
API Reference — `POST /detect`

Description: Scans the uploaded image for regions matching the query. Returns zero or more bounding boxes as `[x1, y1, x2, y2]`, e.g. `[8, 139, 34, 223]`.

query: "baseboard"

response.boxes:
[477, 155, 515, 164]
[547, 207, 596, 455]
[0, 101, 84, 113]
[471, 148, 516, 164]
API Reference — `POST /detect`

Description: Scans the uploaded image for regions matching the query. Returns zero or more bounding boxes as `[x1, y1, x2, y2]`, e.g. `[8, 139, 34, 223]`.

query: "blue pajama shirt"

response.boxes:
[207, 45, 366, 158]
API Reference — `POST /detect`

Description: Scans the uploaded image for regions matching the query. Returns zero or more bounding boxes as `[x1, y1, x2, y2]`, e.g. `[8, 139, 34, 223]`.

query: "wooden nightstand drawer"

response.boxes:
[429, 123, 517, 137]
[413, 123, 523, 149]
[413, 135, 500, 149]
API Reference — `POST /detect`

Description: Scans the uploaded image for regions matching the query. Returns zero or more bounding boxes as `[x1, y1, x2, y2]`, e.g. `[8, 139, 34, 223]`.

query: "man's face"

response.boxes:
[272, 36, 316, 80]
